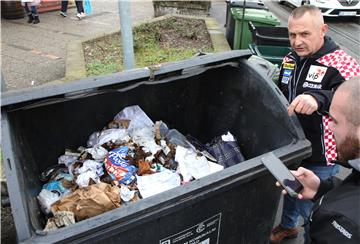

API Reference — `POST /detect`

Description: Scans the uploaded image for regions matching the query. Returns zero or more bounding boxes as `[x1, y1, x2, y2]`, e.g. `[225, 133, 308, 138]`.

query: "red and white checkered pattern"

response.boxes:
[323, 115, 337, 165]
[317, 49, 360, 80]
[282, 56, 293, 64]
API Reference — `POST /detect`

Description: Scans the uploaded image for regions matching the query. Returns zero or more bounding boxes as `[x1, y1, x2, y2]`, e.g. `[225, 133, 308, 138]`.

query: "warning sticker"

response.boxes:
[159, 213, 222, 244]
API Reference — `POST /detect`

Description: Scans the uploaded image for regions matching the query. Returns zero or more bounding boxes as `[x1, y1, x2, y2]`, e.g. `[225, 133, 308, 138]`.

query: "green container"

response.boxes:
[249, 44, 292, 67]
[231, 8, 280, 50]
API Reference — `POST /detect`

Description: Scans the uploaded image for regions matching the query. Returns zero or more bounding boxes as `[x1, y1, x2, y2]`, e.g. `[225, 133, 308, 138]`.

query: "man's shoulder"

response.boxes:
[310, 181, 360, 243]
[317, 49, 360, 80]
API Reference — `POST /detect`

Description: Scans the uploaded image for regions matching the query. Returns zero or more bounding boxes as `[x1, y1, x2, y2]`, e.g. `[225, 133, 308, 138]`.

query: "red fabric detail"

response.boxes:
[323, 115, 337, 165]
[317, 50, 360, 80]
[283, 56, 293, 64]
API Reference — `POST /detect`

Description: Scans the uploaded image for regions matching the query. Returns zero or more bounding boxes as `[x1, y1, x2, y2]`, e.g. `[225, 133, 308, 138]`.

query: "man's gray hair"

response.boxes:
[289, 5, 324, 27]
[290, 5, 322, 18]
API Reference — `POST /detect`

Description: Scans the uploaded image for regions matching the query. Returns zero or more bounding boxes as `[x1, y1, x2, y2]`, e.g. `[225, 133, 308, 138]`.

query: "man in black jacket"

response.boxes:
[271, 5, 360, 243]
[291, 76, 360, 243]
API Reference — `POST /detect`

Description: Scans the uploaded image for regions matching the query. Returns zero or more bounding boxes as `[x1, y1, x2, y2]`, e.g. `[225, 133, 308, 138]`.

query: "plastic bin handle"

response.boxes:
[248, 21, 256, 32]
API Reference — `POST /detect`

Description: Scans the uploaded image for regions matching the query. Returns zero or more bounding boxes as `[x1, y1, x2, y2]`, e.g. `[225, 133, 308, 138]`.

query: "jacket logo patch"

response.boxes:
[306, 65, 327, 83]
[283, 69, 293, 77]
[303, 82, 322, 89]
[281, 76, 290, 84]
[283, 63, 295, 70]
[332, 220, 352, 239]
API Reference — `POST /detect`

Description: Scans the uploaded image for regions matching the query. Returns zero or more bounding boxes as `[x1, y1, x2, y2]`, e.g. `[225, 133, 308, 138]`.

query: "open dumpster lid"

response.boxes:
[1, 50, 252, 108]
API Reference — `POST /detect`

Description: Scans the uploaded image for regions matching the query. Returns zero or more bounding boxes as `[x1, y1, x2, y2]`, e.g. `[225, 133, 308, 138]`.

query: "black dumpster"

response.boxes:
[1, 50, 311, 243]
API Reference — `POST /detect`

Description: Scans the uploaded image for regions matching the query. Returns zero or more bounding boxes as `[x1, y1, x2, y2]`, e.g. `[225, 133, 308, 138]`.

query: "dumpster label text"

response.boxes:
[159, 213, 222, 244]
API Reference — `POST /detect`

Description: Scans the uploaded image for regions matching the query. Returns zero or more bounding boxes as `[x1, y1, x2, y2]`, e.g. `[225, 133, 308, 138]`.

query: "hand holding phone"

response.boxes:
[261, 152, 303, 198]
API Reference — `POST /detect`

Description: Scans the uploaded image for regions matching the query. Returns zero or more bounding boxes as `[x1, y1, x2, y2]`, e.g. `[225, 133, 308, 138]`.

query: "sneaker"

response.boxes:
[80, 12, 86, 18]
[60, 11, 67, 17]
[76, 13, 82, 20]
[270, 225, 299, 243]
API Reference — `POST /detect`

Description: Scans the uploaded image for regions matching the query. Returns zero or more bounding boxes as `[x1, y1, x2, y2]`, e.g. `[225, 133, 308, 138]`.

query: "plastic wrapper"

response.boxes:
[165, 129, 189, 148]
[37, 189, 61, 214]
[154, 120, 169, 140]
[58, 155, 78, 167]
[42, 173, 73, 196]
[39, 164, 69, 182]
[206, 131, 245, 168]
[114, 105, 154, 133]
[104, 147, 137, 185]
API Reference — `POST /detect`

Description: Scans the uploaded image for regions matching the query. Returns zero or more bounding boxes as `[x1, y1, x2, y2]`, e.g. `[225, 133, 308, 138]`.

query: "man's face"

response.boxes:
[329, 91, 360, 161]
[288, 12, 327, 58]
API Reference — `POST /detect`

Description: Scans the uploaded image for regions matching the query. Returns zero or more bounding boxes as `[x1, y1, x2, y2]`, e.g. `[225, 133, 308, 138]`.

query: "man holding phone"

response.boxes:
[271, 5, 360, 243]
[290, 76, 360, 243]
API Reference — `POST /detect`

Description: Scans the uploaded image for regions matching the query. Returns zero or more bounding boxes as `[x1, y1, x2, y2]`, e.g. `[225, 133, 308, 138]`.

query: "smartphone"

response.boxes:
[261, 152, 303, 198]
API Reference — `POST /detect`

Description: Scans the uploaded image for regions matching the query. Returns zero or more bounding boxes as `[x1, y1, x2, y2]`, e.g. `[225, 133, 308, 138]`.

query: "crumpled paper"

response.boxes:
[85, 145, 109, 161]
[51, 183, 120, 221]
[136, 169, 180, 198]
[131, 127, 162, 155]
[95, 128, 130, 146]
[175, 146, 212, 182]
[44, 211, 76, 232]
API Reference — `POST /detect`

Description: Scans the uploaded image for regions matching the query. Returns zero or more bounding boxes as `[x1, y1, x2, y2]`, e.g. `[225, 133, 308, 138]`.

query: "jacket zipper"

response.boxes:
[320, 122, 325, 155]
[290, 59, 308, 102]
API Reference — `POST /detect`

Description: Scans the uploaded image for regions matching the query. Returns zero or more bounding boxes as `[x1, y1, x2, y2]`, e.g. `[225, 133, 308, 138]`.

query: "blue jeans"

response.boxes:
[24, 4, 38, 16]
[280, 164, 339, 238]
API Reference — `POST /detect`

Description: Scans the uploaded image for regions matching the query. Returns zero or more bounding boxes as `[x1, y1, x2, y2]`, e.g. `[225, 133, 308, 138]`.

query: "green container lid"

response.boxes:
[231, 8, 280, 26]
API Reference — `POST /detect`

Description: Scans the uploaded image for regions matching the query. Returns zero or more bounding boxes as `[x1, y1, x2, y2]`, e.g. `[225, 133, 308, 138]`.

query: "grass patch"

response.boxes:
[83, 16, 213, 76]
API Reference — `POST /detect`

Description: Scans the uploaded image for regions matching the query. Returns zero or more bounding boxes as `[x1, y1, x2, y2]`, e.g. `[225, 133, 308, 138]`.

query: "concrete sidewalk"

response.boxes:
[1, 0, 226, 91]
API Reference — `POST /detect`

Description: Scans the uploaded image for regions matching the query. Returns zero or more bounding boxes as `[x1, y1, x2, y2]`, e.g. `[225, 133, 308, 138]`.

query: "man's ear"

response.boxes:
[322, 24, 329, 35]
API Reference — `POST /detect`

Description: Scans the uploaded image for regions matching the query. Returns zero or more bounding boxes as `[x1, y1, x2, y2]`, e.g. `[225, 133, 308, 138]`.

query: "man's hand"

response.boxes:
[291, 167, 320, 200]
[288, 94, 318, 116]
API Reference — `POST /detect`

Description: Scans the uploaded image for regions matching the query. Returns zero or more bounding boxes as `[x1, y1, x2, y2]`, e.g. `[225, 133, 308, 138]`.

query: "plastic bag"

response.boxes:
[206, 132, 245, 168]
[114, 105, 154, 133]
[84, 0, 92, 15]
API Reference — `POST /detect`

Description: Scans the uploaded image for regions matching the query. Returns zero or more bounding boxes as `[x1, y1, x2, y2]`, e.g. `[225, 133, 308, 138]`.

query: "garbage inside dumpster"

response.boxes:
[37, 105, 244, 231]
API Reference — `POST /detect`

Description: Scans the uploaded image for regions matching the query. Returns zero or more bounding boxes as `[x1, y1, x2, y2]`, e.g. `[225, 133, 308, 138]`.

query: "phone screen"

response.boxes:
[261, 152, 303, 197]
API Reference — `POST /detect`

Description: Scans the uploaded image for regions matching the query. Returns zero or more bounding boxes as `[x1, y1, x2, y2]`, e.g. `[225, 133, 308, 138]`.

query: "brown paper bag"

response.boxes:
[51, 182, 120, 221]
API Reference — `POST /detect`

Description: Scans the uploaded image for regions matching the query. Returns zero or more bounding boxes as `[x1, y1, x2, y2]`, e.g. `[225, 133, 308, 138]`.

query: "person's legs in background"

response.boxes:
[31, 6, 40, 24]
[75, 0, 86, 19]
[23, 3, 34, 24]
[60, 0, 68, 17]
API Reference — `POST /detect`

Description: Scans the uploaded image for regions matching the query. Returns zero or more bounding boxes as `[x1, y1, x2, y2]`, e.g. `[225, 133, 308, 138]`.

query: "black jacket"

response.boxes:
[309, 165, 360, 243]
[278, 37, 360, 166]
